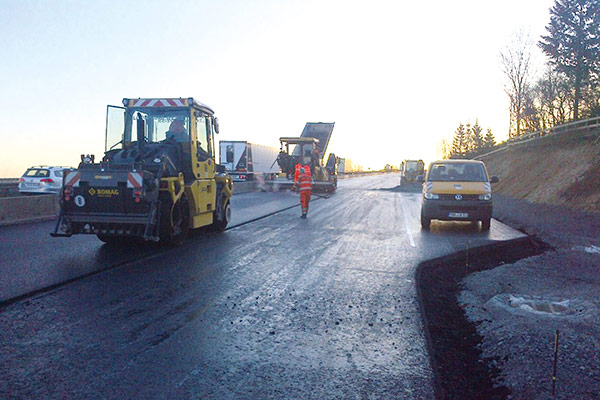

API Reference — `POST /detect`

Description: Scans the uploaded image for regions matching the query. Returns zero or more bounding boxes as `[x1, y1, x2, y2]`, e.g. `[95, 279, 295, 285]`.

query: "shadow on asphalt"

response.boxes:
[372, 183, 423, 193]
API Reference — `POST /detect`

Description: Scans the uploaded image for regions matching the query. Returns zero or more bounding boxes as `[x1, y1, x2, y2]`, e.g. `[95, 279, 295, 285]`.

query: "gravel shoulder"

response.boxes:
[459, 194, 600, 399]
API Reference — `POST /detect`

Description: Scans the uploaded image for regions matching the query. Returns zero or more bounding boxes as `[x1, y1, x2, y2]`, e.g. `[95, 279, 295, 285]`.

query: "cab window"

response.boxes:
[195, 115, 211, 161]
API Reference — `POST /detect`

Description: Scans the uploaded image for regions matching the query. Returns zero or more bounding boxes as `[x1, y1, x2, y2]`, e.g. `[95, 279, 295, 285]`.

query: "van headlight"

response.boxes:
[478, 193, 492, 201]
[424, 192, 439, 200]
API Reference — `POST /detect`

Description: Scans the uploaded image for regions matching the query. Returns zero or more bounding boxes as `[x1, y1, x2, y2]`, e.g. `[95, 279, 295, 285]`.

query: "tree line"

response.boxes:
[445, 0, 599, 159]
[503, 0, 599, 138]
[440, 121, 496, 159]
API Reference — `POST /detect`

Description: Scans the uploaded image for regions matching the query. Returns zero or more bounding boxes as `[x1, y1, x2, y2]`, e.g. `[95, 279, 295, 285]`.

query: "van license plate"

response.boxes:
[449, 212, 468, 218]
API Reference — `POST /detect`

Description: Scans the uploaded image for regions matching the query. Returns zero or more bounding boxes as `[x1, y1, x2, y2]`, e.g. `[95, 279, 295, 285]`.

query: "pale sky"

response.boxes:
[0, 0, 555, 177]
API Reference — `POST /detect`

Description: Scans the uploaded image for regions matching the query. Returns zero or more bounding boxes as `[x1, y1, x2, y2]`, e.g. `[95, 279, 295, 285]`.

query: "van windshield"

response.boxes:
[428, 163, 488, 182]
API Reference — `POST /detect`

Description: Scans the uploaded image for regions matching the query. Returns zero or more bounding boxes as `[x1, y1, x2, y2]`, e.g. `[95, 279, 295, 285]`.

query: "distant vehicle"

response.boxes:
[420, 159, 499, 231]
[19, 166, 72, 195]
[400, 160, 425, 185]
[338, 158, 361, 174]
[219, 141, 280, 181]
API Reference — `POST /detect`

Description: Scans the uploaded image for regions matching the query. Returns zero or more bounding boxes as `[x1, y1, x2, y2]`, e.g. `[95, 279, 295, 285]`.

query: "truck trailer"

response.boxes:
[219, 141, 280, 181]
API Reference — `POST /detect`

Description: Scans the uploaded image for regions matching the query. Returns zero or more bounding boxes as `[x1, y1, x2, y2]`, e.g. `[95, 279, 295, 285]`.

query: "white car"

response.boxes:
[18, 166, 73, 195]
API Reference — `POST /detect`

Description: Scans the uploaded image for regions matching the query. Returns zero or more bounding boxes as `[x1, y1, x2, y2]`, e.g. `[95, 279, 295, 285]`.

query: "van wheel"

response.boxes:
[421, 214, 431, 230]
[481, 218, 491, 231]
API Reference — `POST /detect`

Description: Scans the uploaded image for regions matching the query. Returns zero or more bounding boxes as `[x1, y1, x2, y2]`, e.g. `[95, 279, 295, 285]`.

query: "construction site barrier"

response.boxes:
[0, 194, 60, 226]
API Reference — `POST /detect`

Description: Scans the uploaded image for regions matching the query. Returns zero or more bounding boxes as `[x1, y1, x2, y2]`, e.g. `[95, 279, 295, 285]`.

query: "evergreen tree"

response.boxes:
[483, 128, 496, 149]
[464, 123, 473, 153]
[539, 0, 600, 119]
[451, 124, 468, 158]
[471, 120, 484, 153]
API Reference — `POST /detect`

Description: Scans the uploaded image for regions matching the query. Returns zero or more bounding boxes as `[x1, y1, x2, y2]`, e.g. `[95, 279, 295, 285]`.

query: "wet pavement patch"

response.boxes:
[416, 236, 551, 400]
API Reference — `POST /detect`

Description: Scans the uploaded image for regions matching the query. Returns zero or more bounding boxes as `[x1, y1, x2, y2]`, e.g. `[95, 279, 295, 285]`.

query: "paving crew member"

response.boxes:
[292, 167, 313, 219]
[294, 162, 302, 185]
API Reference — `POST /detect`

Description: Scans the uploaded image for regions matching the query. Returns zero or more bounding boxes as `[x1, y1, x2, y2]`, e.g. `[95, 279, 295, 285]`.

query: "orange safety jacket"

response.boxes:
[299, 173, 312, 192]
[294, 163, 302, 184]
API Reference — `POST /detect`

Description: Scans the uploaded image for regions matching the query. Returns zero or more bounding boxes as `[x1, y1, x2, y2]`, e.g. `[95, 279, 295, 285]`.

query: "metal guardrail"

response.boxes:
[475, 115, 600, 160]
[510, 115, 600, 145]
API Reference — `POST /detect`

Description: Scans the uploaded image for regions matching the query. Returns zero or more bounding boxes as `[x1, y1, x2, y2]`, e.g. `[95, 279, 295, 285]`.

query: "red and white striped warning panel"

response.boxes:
[132, 99, 187, 107]
[64, 171, 81, 187]
[127, 172, 143, 189]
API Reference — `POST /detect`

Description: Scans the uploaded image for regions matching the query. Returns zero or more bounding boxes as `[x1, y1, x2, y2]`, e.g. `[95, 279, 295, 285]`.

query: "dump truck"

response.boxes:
[51, 97, 233, 245]
[275, 122, 338, 192]
[219, 141, 280, 181]
[400, 159, 425, 185]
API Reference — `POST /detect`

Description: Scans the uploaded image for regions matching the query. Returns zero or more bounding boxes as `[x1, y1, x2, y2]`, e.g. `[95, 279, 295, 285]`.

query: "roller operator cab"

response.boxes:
[51, 97, 233, 245]
[420, 160, 499, 231]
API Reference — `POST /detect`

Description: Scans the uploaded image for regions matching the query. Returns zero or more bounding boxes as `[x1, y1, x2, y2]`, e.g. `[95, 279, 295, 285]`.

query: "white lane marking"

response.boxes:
[399, 195, 416, 247]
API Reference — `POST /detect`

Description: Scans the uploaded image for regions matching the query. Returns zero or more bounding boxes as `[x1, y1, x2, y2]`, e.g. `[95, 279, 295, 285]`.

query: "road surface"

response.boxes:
[0, 174, 523, 399]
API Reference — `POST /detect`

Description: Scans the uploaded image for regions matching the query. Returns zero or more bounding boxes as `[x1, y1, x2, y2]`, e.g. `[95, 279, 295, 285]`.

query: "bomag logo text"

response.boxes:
[91, 188, 120, 197]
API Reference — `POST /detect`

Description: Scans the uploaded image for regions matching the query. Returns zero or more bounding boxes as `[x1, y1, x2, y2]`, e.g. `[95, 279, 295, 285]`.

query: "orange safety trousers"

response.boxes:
[300, 191, 311, 214]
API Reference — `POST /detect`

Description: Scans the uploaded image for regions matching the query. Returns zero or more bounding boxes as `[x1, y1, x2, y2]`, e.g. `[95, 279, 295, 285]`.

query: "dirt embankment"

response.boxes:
[479, 132, 600, 214]
[445, 129, 600, 399]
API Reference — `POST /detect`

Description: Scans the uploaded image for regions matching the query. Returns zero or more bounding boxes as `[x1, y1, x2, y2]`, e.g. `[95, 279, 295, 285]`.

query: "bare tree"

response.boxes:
[534, 67, 572, 129]
[500, 30, 534, 138]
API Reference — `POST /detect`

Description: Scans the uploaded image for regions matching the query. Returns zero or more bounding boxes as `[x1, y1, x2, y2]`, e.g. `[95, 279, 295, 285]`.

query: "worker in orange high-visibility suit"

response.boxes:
[292, 167, 313, 218]
[294, 163, 311, 184]
[294, 163, 302, 185]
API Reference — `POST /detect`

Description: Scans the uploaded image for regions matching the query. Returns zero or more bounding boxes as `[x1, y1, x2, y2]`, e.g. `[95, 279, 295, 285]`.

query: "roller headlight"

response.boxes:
[479, 193, 492, 201]
[424, 192, 439, 200]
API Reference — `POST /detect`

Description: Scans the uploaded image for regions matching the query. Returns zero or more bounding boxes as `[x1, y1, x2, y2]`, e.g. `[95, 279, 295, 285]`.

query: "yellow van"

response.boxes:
[420, 160, 498, 231]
